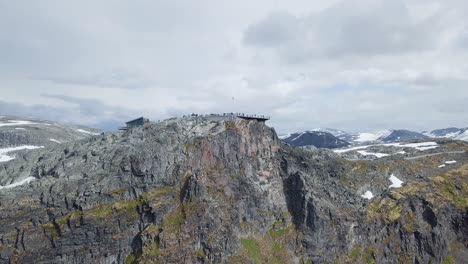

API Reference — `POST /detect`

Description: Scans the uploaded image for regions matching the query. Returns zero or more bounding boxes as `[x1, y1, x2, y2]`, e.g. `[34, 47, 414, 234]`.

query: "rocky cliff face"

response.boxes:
[0, 117, 466, 263]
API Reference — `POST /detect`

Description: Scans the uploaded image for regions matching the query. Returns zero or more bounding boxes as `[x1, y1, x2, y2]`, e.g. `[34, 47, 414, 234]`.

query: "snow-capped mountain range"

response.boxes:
[422, 127, 468, 141]
[280, 131, 350, 149]
[280, 127, 468, 148]
[0, 115, 101, 163]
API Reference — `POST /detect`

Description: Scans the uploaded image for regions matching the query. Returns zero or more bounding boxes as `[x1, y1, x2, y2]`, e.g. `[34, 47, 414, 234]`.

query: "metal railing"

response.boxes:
[234, 113, 270, 120]
[180, 113, 270, 121]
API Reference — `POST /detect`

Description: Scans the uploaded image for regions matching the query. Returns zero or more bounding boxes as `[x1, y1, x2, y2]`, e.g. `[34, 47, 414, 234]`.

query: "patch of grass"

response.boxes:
[194, 249, 206, 259]
[163, 208, 184, 235]
[271, 242, 288, 264]
[241, 238, 261, 264]
[49, 210, 83, 231]
[85, 204, 114, 218]
[182, 201, 204, 218]
[140, 241, 161, 262]
[56, 215, 68, 226]
[341, 245, 376, 263]
[143, 186, 203, 242]
[272, 242, 284, 253]
[362, 246, 377, 264]
[432, 165, 468, 210]
[124, 253, 136, 264]
[113, 199, 140, 218]
[398, 255, 413, 264]
[84, 186, 174, 220]
[238, 222, 293, 264]
[224, 120, 236, 129]
[268, 227, 288, 239]
[140, 186, 173, 204]
[41, 222, 58, 239]
[348, 247, 361, 262]
[402, 211, 416, 233]
[368, 198, 402, 223]
[442, 255, 454, 264]
[144, 224, 161, 236]
[268, 221, 288, 239]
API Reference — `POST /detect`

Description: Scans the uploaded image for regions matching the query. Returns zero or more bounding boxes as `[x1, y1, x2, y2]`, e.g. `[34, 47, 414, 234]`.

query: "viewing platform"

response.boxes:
[184, 113, 270, 122]
[235, 113, 270, 122]
[119, 113, 270, 130]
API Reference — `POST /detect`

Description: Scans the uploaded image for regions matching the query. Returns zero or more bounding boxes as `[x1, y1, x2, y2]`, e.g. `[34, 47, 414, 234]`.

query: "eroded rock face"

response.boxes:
[0, 117, 466, 263]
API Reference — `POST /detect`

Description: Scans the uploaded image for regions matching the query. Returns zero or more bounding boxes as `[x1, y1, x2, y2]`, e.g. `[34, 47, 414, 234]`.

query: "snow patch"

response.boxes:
[355, 130, 391, 142]
[334, 141, 438, 154]
[361, 191, 374, 199]
[334, 145, 370, 153]
[427, 131, 460, 139]
[381, 141, 438, 150]
[391, 142, 438, 151]
[15, 128, 26, 130]
[0, 146, 44, 163]
[291, 132, 306, 142]
[396, 151, 406, 154]
[278, 133, 291, 140]
[0, 120, 37, 127]
[455, 130, 468, 141]
[77, 129, 100, 135]
[445, 160, 457, 164]
[0, 177, 36, 190]
[49, 139, 62, 144]
[356, 150, 389, 158]
[442, 132, 460, 138]
[438, 164, 446, 168]
[389, 174, 403, 188]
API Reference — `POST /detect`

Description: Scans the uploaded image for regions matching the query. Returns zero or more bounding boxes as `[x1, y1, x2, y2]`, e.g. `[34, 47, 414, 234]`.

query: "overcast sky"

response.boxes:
[1, 0, 467, 133]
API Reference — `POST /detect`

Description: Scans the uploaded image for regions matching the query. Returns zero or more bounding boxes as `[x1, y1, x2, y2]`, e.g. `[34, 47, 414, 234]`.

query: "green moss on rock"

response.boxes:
[368, 198, 402, 223]
[124, 253, 136, 264]
[432, 165, 468, 210]
[194, 249, 206, 259]
[224, 120, 236, 130]
[85, 204, 114, 219]
[348, 247, 361, 262]
[241, 238, 261, 263]
[442, 255, 454, 264]
[41, 222, 58, 239]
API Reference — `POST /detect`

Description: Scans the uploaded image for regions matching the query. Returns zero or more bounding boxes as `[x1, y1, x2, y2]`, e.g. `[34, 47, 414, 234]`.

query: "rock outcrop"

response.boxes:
[0, 117, 466, 263]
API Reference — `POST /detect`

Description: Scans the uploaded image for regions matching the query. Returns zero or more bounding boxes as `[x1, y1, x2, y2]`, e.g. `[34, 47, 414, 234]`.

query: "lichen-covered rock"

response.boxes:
[0, 117, 466, 263]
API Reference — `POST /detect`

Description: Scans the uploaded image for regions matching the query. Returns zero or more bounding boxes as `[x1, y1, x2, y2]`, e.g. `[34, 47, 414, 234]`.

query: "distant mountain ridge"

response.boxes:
[423, 127, 468, 141]
[0, 115, 101, 163]
[281, 126, 468, 148]
[380, 130, 429, 142]
[0, 115, 101, 148]
[281, 131, 350, 149]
